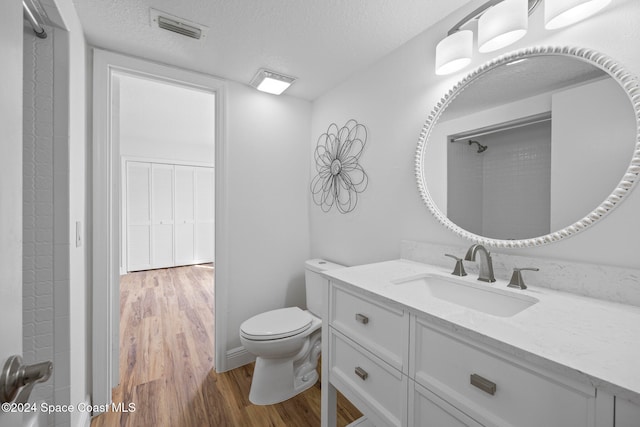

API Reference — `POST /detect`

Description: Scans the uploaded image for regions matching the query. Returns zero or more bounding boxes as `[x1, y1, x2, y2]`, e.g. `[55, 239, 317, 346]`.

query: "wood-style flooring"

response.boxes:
[91, 264, 361, 427]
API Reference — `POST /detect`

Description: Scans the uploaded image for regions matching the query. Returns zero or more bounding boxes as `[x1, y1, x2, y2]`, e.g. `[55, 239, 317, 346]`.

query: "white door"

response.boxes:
[1, 1, 25, 426]
[195, 167, 215, 262]
[151, 164, 174, 268]
[126, 161, 152, 270]
[175, 165, 196, 265]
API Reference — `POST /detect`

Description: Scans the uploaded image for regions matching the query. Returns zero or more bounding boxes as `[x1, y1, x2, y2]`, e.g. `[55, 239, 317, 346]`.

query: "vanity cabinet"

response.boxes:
[325, 281, 600, 427]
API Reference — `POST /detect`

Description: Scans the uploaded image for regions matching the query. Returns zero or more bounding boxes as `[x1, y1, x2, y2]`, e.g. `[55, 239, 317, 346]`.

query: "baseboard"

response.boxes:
[224, 346, 255, 371]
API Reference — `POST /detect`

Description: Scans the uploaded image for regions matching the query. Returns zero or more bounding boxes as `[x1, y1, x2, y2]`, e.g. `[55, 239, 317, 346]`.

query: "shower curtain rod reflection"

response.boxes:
[23, 0, 47, 39]
[449, 112, 551, 143]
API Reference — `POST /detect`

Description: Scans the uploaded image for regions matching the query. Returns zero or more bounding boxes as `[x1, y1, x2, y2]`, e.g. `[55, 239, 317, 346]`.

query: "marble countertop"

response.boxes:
[322, 259, 640, 405]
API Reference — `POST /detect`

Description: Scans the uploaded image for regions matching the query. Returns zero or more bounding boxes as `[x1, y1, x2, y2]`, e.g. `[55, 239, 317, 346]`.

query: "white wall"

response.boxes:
[551, 77, 636, 230]
[225, 82, 311, 351]
[116, 72, 216, 164]
[311, 0, 640, 272]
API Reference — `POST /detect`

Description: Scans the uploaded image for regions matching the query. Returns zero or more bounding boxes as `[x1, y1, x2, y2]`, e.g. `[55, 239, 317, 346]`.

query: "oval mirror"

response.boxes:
[416, 46, 640, 248]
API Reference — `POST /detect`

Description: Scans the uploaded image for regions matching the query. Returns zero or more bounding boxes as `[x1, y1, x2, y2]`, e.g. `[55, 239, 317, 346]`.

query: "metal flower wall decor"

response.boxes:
[311, 120, 369, 214]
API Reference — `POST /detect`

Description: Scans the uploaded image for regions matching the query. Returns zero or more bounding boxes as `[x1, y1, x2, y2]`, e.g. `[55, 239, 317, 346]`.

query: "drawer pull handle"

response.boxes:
[470, 374, 496, 395]
[355, 367, 368, 381]
[355, 313, 369, 324]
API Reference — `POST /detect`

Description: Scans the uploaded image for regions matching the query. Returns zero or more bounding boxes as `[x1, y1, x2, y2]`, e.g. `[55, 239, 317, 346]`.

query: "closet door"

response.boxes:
[174, 166, 195, 265]
[194, 167, 215, 262]
[126, 162, 152, 271]
[151, 163, 174, 268]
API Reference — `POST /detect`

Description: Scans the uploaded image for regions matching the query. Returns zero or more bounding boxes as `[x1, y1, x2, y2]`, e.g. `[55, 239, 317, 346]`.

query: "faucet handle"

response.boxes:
[507, 267, 539, 290]
[445, 254, 467, 277]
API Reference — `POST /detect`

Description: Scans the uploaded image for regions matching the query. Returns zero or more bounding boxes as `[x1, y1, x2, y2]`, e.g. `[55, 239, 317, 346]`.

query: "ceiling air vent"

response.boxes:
[150, 9, 208, 40]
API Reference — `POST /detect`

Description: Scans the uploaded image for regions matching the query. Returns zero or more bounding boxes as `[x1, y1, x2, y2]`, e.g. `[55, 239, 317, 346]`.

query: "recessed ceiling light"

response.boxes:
[249, 69, 296, 95]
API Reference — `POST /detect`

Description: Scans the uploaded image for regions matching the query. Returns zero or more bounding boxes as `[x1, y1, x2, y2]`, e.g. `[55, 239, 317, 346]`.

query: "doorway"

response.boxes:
[92, 49, 228, 409]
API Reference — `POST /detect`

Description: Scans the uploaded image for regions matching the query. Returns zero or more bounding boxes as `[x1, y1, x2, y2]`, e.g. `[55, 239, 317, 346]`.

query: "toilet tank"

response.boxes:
[305, 259, 345, 317]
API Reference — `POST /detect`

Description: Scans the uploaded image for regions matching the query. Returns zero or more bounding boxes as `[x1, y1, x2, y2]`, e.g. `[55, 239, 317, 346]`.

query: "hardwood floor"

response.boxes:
[91, 264, 361, 427]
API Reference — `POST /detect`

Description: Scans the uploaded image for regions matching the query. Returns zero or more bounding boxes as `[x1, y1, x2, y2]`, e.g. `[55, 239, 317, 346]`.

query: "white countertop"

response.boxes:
[322, 259, 640, 405]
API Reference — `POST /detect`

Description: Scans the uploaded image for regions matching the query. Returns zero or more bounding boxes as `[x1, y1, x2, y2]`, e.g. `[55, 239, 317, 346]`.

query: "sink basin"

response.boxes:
[393, 274, 538, 317]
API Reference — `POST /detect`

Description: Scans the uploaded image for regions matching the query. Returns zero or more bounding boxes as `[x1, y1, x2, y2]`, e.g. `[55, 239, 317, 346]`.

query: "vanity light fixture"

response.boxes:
[544, 0, 612, 30]
[435, 0, 538, 75]
[435, 0, 611, 75]
[249, 69, 296, 95]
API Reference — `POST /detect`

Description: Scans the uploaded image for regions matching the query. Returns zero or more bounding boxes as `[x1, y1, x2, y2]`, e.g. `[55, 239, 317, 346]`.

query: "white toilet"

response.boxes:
[239, 259, 344, 405]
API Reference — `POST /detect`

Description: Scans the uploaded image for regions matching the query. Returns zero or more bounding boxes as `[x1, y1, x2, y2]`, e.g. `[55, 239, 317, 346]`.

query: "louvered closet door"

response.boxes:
[194, 167, 215, 262]
[174, 165, 196, 265]
[151, 163, 175, 268]
[126, 162, 152, 271]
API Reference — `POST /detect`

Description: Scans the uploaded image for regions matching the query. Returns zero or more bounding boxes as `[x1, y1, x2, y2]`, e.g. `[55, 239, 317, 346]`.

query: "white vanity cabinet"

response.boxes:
[324, 280, 601, 427]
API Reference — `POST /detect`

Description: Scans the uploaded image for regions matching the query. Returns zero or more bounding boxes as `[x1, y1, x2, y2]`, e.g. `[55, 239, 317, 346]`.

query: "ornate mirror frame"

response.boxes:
[416, 46, 640, 248]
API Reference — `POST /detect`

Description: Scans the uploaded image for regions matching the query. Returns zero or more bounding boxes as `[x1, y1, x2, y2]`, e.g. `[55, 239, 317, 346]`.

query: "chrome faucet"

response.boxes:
[464, 244, 496, 283]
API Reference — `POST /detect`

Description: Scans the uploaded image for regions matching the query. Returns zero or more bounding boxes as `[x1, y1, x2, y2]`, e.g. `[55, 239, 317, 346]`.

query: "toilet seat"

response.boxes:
[240, 307, 312, 341]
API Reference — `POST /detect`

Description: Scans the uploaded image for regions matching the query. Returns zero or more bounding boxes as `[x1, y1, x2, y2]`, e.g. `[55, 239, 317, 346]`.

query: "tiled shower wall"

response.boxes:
[448, 121, 551, 240]
[23, 26, 70, 427]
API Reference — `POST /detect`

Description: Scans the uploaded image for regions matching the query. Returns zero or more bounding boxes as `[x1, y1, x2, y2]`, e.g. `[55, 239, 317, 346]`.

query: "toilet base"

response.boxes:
[248, 330, 322, 405]
[248, 357, 319, 405]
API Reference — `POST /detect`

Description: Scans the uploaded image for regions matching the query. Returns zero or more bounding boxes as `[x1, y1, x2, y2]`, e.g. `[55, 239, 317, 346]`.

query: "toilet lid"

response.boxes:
[240, 307, 312, 341]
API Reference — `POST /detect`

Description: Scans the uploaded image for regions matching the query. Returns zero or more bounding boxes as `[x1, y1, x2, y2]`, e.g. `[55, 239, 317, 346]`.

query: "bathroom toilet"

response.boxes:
[239, 259, 344, 405]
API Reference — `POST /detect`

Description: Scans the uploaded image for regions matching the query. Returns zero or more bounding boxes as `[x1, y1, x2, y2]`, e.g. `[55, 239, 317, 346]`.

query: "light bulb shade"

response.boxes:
[478, 0, 528, 53]
[435, 30, 473, 75]
[545, 0, 611, 30]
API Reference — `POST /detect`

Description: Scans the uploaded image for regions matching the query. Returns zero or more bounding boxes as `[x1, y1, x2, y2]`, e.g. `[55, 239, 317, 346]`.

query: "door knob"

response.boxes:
[0, 355, 53, 403]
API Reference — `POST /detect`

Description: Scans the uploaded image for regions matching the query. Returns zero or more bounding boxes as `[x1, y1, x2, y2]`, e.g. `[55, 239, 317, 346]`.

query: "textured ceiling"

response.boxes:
[72, 0, 470, 100]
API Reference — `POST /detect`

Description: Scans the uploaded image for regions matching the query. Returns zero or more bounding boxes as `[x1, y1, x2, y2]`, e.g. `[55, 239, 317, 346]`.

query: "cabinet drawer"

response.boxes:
[412, 318, 596, 427]
[330, 329, 408, 427]
[410, 380, 483, 427]
[330, 283, 409, 372]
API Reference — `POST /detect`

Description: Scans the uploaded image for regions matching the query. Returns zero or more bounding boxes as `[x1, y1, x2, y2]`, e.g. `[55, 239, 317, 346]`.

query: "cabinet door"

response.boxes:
[411, 381, 483, 427]
[152, 164, 174, 268]
[329, 328, 408, 427]
[194, 167, 214, 262]
[126, 162, 152, 271]
[174, 165, 195, 265]
[616, 398, 640, 427]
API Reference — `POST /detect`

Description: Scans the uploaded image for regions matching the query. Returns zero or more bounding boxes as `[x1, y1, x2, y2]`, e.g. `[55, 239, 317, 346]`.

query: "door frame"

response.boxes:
[92, 49, 229, 407]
